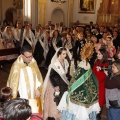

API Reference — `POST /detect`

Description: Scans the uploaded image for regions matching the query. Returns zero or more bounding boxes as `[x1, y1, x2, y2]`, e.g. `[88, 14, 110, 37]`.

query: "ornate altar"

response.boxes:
[97, 0, 120, 26]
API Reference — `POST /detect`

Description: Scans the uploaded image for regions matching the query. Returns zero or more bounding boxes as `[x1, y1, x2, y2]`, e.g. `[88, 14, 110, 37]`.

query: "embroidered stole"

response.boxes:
[67, 67, 98, 108]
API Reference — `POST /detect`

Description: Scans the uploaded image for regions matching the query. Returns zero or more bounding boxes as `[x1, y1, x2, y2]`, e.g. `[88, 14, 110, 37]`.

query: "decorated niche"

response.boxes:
[13, 0, 23, 24]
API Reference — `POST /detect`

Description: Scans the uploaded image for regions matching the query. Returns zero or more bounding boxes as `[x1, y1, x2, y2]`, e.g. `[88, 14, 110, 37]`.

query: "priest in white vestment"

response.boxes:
[7, 44, 43, 114]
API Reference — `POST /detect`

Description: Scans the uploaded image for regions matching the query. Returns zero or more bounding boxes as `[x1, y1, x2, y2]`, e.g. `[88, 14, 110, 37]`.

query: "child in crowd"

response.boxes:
[0, 87, 12, 103]
[0, 87, 12, 120]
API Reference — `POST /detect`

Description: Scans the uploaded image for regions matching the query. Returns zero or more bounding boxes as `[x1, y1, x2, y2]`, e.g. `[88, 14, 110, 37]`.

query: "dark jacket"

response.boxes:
[50, 68, 71, 105]
[105, 74, 120, 108]
[73, 39, 86, 68]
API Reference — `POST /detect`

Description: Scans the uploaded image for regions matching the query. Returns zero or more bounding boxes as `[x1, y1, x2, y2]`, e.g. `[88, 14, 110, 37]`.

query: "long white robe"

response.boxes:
[7, 55, 43, 99]
[19, 65, 41, 99]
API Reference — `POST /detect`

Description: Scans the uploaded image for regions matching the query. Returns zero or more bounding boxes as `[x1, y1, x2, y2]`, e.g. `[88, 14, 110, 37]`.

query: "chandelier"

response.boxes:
[51, 0, 66, 4]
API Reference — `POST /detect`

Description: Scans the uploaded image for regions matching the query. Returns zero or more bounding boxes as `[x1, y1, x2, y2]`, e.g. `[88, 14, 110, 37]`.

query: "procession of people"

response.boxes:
[0, 20, 120, 120]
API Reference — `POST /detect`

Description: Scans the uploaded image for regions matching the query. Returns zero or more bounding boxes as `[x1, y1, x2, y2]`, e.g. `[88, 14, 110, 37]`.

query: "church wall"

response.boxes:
[46, 0, 102, 26]
[73, 0, 102, 24]
[30, 0, 38, 29]
[46, 0, 69, 26]
[1, 0, 13, 22]
[0, 0, 103, 27]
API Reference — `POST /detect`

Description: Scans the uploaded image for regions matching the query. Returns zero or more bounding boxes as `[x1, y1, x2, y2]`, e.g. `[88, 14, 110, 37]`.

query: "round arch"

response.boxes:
[51, 8, 65, 24]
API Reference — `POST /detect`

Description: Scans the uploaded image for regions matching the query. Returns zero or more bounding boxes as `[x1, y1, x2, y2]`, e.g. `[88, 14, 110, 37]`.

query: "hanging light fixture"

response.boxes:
[51, 0, 66, 4]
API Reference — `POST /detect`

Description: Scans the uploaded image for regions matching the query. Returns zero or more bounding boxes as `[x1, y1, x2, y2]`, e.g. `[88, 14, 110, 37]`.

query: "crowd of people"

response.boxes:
[0, 20, 120, 120]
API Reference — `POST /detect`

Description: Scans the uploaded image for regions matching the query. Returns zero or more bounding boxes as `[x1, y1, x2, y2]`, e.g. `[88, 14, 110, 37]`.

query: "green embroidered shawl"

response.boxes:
[67, 67, 98, 108]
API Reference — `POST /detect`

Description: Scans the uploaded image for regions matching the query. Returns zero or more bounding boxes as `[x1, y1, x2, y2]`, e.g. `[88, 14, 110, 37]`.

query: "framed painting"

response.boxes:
[79, 0, 96, 13]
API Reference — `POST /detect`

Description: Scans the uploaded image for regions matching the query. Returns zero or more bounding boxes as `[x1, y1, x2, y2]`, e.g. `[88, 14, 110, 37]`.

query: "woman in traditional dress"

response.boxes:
[34, 28, 49, 67]
[2, 26, 17, 60]
[63, 33, 74, 56]
[45, 30, 62, 68]
[13, 22, 23, 47]
[106, 36, 116, 64]
[42, 47, 72, 120]
[63, 33, 75, 74]
[33, 27, 46, 67]
[2, 26, 15, 48]
[34, 26, 40, 39]
[72, 29, 78, 46]
[0, 33, 6, 60]
[22, 24, 35, 50]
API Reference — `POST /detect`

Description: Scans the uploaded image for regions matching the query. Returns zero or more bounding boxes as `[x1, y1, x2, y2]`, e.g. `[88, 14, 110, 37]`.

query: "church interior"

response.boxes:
[1, 0, 120, 28]
[0, 0, 120, 120]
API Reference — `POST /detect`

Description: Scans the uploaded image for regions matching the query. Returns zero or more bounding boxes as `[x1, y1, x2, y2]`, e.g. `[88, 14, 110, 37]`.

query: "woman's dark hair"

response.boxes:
[53, 30, 61, 37]
[65, 33, 74, 45]
[20, 44, 33, 54]
[66, 33, 74, 41]
[0, 87, 12, 103]
[3, 98, 31, 120]
[57, 47, 67, 57]
[98, 47, 108, 64]
[115, 47, 120, 59]
[112, 60, 120, 73]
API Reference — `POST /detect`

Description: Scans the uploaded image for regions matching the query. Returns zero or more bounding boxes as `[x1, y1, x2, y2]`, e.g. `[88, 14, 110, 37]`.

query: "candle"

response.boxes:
[109, 14, 111, 23]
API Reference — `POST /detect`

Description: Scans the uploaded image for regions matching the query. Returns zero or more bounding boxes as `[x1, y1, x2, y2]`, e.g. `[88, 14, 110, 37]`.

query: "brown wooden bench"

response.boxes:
[0, 47, 20, 56]
[0, 47, 21, 73]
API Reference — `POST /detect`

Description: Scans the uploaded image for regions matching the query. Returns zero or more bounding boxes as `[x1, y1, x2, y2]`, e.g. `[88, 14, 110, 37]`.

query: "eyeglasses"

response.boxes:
[23, 54, 33, 59]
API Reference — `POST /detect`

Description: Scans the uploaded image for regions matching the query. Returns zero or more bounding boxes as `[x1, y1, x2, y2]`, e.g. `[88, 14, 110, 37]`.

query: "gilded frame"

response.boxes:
[79, 0, 96, 13]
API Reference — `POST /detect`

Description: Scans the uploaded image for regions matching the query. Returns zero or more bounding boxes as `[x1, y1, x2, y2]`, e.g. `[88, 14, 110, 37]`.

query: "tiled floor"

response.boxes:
[0, 61, 107, 120]
[101, 107, 107, 120]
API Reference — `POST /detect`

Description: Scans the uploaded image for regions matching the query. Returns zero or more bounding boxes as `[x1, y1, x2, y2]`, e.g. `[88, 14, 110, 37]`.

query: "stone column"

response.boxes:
[31, 0, 38, 28]
[38, 0, 46, 26]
